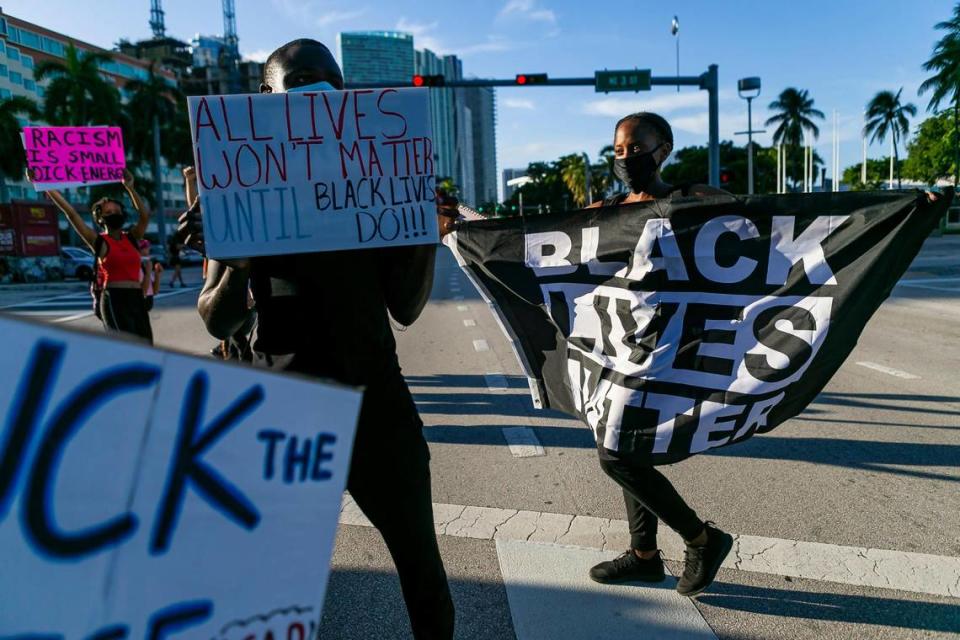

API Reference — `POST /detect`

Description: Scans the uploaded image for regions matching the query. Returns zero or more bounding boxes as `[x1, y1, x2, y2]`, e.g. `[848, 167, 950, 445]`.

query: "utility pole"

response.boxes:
[861, 110, 868, 184]
[736, 77, 763, 194]
[582, 152, 592, 205]
[671, 16, 680, 93]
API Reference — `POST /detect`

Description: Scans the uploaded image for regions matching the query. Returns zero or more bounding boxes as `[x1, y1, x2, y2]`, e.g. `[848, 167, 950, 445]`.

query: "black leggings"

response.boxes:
[100, 288, 153, 345]
[598, 454, 704, 552]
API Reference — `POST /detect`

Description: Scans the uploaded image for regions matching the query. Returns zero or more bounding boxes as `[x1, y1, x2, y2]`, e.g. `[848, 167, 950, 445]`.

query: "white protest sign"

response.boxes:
[187, 88, 439, 259]
[0, 314, 362, 638]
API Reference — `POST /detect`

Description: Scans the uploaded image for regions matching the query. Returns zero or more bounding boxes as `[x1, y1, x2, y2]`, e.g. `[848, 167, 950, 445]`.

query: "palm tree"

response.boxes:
[0, 96, 41, 203]
[34, 43, 120, 126]
[864, 89, 917, 188]
[919, 2, 960, 185]
[124, 62, 186, 248]
[764, 88, 825, 190]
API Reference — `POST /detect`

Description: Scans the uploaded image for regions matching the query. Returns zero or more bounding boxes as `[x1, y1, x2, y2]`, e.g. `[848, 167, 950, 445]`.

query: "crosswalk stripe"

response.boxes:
[338, 496, 960, 599]
[501, 427, 545, 457]
[497, 539, 717, 640]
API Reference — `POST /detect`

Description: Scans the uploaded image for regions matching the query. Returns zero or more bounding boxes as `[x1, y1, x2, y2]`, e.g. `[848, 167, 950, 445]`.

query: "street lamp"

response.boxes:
[671, 16, 680, 93]
[507, 175, 533, 216]
[736, 76, 764, 195]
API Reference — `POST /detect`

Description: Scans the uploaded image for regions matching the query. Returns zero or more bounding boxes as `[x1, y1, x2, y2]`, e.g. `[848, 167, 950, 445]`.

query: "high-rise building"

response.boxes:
[339, 31, 497, 206]
[502, 168, 528, 202]
[415, 49, 459, 183]
[463, 86, 497, 205]
[339, 31, 414, 85]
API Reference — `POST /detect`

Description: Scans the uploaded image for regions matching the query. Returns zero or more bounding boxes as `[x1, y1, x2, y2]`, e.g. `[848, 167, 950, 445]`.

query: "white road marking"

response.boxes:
[338, 496, 960, 599]
[463, 319, 476, 327]
[855, 361, 921, 380]
[473, 338, 489, 352]
[497, 539, 716, 640]
[898, 276, 960, 284]
[501, 427, 545, 457]
[456, 304, 469, 311]
[484, 373, 508, 390]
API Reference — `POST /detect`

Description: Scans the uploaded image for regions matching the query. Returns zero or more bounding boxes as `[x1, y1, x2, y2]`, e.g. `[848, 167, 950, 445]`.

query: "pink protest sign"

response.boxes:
[23, 126, 126, 192]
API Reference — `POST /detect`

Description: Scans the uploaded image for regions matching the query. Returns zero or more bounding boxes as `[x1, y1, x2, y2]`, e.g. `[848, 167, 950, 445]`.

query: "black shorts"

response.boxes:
[100, 288, 153, 344]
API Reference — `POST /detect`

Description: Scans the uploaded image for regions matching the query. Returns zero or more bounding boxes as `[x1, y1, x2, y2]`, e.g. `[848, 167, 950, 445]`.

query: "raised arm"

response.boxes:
[26, 169, 100, 252]
[122, 169, 151, 240]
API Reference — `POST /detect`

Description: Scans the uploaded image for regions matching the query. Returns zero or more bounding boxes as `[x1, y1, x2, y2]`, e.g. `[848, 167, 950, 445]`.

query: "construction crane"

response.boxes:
[221, 0, 241, 92]
[149, 0, 165, 38]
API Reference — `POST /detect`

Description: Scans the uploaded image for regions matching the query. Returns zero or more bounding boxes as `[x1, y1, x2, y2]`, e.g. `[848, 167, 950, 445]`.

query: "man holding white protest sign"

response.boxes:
[178, 39, 457, 639]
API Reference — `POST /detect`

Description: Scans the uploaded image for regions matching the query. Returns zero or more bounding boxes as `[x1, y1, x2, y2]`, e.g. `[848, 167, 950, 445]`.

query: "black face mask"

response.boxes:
[102, 214, 125, 230]
[613, 144, 664, 194]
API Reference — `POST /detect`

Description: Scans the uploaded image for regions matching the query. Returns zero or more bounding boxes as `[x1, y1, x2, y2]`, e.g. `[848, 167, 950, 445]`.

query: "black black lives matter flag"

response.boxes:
[448, 190, 954, 465]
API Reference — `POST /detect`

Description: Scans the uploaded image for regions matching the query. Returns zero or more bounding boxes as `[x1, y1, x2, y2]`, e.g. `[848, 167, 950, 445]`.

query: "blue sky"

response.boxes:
[6, 0, 952, 186]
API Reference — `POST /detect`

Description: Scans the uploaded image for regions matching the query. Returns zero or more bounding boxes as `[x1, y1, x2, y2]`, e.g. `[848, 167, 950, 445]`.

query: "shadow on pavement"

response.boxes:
[809, 391, 960, 419]
[320, 568, 515, 640]
[697, 581, 960, 634]
[706, 435, 960, 483]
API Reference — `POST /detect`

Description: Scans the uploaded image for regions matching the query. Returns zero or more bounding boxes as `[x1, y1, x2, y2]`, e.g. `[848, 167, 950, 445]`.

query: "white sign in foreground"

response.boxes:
[0, 314, 362, 638]
[188, 88, 439, 259]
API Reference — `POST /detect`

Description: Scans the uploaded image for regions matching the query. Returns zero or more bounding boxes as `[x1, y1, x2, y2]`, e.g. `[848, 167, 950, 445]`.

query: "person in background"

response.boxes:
[27, 168, 154, 344]
[139, 239, 162, 312]
[177, 39, 458, 639]
[585, 112, 733, 598]
[167, 234, 186, 287]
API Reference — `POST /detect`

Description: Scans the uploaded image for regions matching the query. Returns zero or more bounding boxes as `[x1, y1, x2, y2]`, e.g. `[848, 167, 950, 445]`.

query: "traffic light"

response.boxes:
[720, 168, 735, 185]
[412, 74, 445, 87]
[515, 73, 548, 86]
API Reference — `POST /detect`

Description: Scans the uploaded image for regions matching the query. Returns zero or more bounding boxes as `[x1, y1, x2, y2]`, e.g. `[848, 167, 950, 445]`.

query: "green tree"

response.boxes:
[34, 43, 120, 126]
[904, 112, 957, 183]
[842, 157, 901, 190]
[661, 141, 786, 194]
[504, 161, 569, 215]
[0, 96, 40, 203]
[919, 2, 960, 185]
[124, 62, 189, 171]
[864, 89, 916, 188]
[764, 87, 825, 190]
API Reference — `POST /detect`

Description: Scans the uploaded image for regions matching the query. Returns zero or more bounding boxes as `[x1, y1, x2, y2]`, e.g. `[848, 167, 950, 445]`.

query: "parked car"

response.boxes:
[60, 247, 96, 281]
[149, 245, 168, 267]
[180, 248, 204, 265]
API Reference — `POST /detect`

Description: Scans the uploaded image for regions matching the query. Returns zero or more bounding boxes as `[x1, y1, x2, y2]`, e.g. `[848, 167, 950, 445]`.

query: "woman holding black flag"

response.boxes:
[584, 112, 734, 597]
[27, 168, 154, 344]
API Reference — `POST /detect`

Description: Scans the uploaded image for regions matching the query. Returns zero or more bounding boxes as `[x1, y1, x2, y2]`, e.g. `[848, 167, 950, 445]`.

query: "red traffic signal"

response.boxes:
[720, 169, 734, 184]
[516, 73, 548, 85]
[412, 74, 444, 87]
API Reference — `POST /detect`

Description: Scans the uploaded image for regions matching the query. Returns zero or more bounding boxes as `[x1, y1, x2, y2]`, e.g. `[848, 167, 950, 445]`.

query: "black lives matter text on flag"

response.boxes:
[449, 190, 953, 465]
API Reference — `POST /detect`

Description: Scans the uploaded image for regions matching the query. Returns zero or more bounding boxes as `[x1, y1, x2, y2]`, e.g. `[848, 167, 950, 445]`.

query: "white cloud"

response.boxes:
[498, 0, 557, 25]
[396, 17, 445, 53]
[582, 92, 707, 117]
[244, 49, 272, 63]
[395, 18, 516, 57]
[503, 97, 535, 110]
[458, 36, 516, 55]
[316, 8, 367, 27]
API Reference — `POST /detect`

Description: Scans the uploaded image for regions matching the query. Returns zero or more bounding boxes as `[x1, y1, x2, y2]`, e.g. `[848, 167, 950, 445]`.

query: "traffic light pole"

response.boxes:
[347, 64, 722, 187]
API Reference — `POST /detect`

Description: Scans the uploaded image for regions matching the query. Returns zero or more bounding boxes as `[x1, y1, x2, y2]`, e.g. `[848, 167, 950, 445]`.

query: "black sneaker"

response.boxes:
[589, 549, 665, 584]
[676, 522, 734, 597]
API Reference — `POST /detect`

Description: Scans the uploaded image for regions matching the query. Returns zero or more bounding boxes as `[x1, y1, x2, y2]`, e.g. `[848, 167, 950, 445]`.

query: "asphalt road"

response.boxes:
[2, 237, 958, 639]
